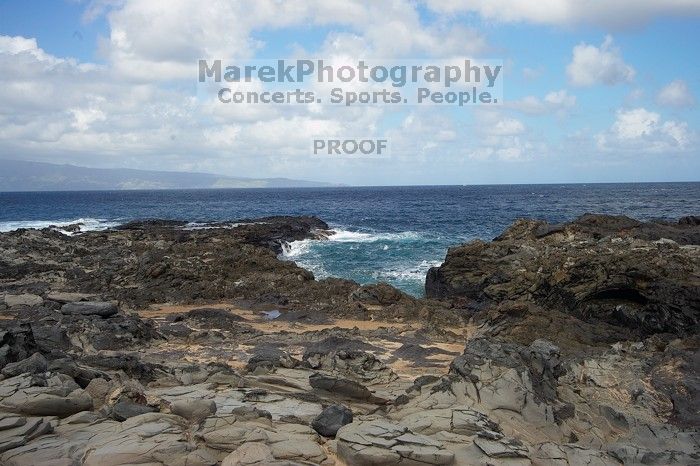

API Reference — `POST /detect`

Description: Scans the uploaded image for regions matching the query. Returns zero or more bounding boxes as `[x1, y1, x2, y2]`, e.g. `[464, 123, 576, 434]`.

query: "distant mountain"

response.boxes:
[0, 159, 340, 191]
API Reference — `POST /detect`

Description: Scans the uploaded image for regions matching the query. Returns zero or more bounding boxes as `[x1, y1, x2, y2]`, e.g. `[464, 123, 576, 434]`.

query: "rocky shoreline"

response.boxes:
[0, 214, 698, 465]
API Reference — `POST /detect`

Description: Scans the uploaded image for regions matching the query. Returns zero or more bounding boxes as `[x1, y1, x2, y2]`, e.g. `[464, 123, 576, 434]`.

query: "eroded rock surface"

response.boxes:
[0, 214, 697, 465]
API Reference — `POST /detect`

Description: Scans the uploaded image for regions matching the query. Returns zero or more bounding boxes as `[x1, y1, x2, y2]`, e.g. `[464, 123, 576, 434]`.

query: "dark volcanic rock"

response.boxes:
[174, 308, 245, 329]
[309, 373, 374, 401]
[304, 349, 397, 384]
[246, 346, 299, 373]
[111, 400, 156, 421]
[0, 215, 362, 312]
[234, 215, 330, 254]
[61, 301, 118, 318]
[80, 353, 162, 382]
[114, 219, 189, 230]
[1, 352, 47, 378]
[311, 404, 353, 437]
[426, 214, 700, 337]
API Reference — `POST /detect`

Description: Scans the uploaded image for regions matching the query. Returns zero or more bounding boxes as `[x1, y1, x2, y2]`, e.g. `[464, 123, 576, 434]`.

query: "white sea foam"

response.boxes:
[0, 218, 120, 235]
[281, 227, 433, 288]
[327, 229, 420, 243]
[281, 238, 313, 258]
[183, 221, 267, 230]
[281, 228, 421, 263]
[371, 259, 443, 282]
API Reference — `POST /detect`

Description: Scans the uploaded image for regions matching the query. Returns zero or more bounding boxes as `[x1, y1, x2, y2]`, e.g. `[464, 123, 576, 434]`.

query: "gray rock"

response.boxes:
[1, 388, 93, 417]
[0, 415, 26, 431]
[0, 416, 53, 453]
[85, 377, 112, 409]
[474, 436, 529, 459]
[337, 419, 454, 465]
[311, 404, 353, 437]
[46, 292, 95, 303]
[60, 301, 118, 318]
[304, 349, 398, 384]
[309, 373, 373, 401]
[222, 442, 274, 465]
[4, 294, 43, 307]
[30, 322, 70, 352]
[1, 352, 48, 377]
[170, 398, 217, 422]
[111, 400, 156, 421]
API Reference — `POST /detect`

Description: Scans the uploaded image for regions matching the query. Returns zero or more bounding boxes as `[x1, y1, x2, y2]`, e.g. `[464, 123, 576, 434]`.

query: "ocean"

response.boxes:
[1, 183, 698, 296]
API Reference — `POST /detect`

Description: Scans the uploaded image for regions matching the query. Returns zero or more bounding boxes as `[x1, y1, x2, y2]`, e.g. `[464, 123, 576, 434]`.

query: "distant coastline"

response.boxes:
[0, 159, 342, 192]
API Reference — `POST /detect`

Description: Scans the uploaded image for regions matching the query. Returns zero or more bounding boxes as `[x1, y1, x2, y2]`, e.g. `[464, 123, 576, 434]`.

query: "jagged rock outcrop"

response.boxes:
[426, 214, 700, 337]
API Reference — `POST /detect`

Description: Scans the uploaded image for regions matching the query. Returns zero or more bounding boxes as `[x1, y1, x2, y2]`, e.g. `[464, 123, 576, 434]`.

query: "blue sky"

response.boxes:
[0, 1, 698, 184]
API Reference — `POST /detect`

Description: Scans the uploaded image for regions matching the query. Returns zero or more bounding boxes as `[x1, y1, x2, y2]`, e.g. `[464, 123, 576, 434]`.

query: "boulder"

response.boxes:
[1, 352, 47, 378]
[1, 388, 93, 417]
[111, 400, 156, 421]
[170, 398, 217, 423]
[311, 404, 353, 437]
[3, 294, 43, 307]
[222, 443, 274, 466]
[309, 373, 373, 401]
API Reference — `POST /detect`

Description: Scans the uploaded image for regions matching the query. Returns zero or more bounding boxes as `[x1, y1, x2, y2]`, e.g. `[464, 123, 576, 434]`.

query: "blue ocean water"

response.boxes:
[1, 183, 698, 296]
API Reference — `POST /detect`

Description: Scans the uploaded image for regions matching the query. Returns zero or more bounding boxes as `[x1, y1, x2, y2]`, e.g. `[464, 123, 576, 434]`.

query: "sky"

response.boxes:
[0, 0, 699, 185]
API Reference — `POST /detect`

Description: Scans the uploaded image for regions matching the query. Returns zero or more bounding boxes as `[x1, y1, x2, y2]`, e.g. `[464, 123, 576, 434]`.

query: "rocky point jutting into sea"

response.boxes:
[0, 214, 697, 465]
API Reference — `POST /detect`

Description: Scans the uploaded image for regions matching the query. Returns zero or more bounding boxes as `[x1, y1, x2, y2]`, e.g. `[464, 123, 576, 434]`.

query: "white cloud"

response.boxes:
[0, 35, 43, 55]
[457, 110, 546, 161]
[489, 117, 525, 136]
[70, 104, 107, 131]
[422, 0, 700, 28]
[656, 80, 696, 108]
[596, 108, 693, 153]
[510, 89, 576, 115]
[567, 36, 635, 87]
[102, 0, 489, 80]
[0, 32, 386, 174]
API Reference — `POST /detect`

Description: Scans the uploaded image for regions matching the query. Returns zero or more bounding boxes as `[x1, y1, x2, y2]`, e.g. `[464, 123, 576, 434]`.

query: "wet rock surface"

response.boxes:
[0, 214, 697, 465]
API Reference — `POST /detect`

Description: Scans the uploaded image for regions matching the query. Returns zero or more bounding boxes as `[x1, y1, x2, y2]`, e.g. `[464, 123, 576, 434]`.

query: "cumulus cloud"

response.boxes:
[567, 36, 635, 87]
[3, 1, 696, 184]
[656, 80, 696, 108]
[0, 33, 380, 172]
[459, 110, 547, 161]
[422, 0, 700, 28]
[102, 0, 489, 80]
[596, 108, 693, 153]
[0, 0, 495, 179]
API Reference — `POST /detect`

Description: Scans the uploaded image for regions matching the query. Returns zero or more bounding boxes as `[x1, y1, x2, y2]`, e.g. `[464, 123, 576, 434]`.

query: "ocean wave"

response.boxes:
[281, 228, 422, 259]
[0, 218, 120, 235]
[281, 238, 313, 258]
[326, 228, 421, 243]
[371, 259, 443, 282]
[280, 240, 330, 278]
